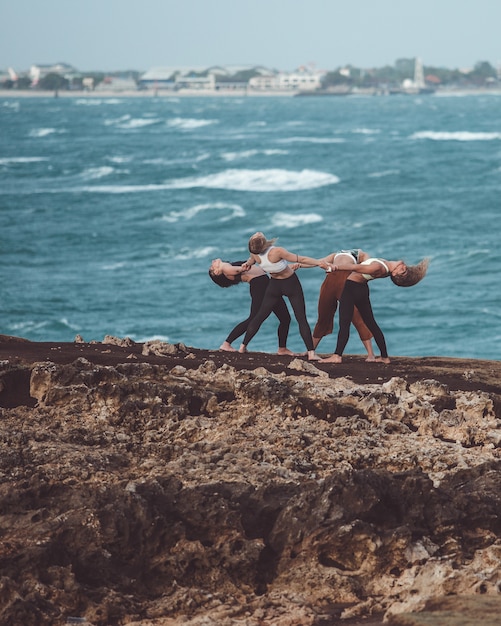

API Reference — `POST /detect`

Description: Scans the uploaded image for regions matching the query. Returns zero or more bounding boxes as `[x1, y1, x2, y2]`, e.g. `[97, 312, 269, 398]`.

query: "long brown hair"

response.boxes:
[391, 258, 429, 287]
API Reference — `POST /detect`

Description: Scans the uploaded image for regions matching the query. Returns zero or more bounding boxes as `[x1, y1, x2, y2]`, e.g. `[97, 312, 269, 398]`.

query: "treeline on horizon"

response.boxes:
[2, 57, 499, 91]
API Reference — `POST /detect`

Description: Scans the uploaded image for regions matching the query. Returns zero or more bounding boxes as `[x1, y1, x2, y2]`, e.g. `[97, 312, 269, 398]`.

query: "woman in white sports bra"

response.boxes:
[319, 250, 429, 364]
[238, 232, 325, 361]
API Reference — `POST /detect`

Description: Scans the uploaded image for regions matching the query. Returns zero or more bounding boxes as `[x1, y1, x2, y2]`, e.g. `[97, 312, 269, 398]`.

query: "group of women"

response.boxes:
[209, 232, 429, 364]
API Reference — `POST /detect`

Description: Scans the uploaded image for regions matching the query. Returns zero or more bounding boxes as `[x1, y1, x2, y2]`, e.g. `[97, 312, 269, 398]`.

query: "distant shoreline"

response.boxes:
[2, 87, 501, 99]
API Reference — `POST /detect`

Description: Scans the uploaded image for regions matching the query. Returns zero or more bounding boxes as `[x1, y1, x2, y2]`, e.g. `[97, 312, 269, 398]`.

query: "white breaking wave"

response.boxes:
[80, 166, 116, 180]
[108, 156, 133, 164]
[352, 128, 381, 135]
[143, 153, 211, 166]
[104, 114, 131, 126]
[271, 212, 323, 228]
[410, 131, 501, 141]
[118, 118, 161, 129]
[75, 169, 339, 193]
[100, 261, 126, 270]
[167, 117, 218, 130]
[75, 99, 121, 106]
[277, 137, 346, 144]
[162, 202, 246, 223]
[221, 149, 288, 161]
[173, 246, 217, 260]
[29, 128, 59, 137]
[164, 168, 340, 192]
[0, 156, 48, 165]
[368, 169, 400, 178]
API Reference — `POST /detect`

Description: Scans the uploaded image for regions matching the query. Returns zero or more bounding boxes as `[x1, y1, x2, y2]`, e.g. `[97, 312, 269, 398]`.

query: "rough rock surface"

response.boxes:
[0, 335, 500, 625]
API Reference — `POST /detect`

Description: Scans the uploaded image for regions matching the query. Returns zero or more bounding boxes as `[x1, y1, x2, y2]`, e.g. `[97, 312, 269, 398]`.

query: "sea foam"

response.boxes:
[29, 128, 60, 138]
[221, 149, 288, 162]
[75, 169, 339, 193]
[410, 131, 501, 141]
[271, 212, 323, 228]
[163, 168, 340, 192]
[277, 137, 346, 144]
[167, 117, 218, 130]
[162, 202, 245, 223]
[80, 166, 116, 181]
[0, 157, 49, 165]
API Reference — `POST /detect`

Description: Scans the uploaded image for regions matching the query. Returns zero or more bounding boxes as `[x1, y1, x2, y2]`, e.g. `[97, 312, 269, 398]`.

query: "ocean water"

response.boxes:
[1, 93, 500, 360]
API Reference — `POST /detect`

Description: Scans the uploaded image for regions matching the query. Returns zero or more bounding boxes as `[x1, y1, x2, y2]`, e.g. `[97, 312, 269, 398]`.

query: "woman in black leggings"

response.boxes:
[320, 251, 429, 364]
[209, 258, 293, 355]
[238, 232, 325, 361]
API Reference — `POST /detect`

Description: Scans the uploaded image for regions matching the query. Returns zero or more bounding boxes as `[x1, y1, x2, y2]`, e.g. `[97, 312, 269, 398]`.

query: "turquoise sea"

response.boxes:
[1, 93, 500, 360]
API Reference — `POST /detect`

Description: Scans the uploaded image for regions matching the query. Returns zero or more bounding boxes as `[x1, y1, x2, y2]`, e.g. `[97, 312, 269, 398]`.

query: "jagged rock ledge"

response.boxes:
[0, 335, 500, 625]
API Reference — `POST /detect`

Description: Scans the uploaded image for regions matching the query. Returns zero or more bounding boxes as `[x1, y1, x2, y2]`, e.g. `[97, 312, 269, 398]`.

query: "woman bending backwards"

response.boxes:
[320, 251, 429, 364]
[239, 232, 325, 361]
[209, 258, 294, 355]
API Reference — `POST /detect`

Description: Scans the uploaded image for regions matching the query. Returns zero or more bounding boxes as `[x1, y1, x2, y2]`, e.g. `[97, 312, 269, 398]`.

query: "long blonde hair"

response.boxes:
[248, 232, 277, 254]
[391, 258, 429, 287]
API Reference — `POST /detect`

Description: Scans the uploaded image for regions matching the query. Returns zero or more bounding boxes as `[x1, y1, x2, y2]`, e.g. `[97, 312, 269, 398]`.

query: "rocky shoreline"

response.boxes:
[0, 335, 500, 625]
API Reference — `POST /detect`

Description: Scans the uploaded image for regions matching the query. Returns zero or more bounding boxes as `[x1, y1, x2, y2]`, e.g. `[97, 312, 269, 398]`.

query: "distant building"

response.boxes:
[95, 76, 138, 92]
[30, 63, 77, 86]
[139, 65, 259, 91]
[249, 69, 325, 92]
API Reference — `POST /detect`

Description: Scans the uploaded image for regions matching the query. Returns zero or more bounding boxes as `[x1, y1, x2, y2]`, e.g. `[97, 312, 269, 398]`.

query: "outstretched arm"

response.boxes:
[330, 260, 388, 277]
[274, 246, 324, 267]
[220, 262, 246, 276]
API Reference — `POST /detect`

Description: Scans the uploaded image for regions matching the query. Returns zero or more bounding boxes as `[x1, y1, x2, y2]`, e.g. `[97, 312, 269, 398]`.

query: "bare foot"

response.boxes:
[307, 350, 321, 361]
[319, 354, 342, 363]
[277, 348, 296, 356]
[365, 355, 377, 362]
[238, 344, 248, 354]
[375, 357, 391, 364]
[219, 342, 236, 352]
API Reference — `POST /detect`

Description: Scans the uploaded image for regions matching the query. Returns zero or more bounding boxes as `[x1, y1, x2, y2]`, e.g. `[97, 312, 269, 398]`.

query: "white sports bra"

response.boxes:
[361, 258, 390, 281]
[258, 247, 289, 274]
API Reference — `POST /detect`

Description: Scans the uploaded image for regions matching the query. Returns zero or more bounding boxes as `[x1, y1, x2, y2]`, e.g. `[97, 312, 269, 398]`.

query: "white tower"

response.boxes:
[414, 58, 425, 89]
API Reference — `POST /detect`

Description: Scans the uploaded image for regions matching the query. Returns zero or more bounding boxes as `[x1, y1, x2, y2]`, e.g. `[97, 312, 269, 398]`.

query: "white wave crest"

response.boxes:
[167, 117, 218, 130]
[29, 128, 58, 137]
[221, 149, 288, 162]
[411, 131, 501, 141]
[368, 169, 400, 178]
[80, 166, 115, 180]
[75, 169, 339, 194]
[174, 246, 217, 260]
[75, 98, 121, 106]
[162, 202, 246, 223]
[118, 118, 160, 129]
[77, 184, 168, 193]
[143, 153, 211, 166]
[277, 137, 345, 144]
[352, 128, 381, 135]
[165, 168, 340, 192]
[133, 333, 171, 343]
[0, 156, 48, 165]
[271, 212, 323, 228]
[104, 114, 131, 126]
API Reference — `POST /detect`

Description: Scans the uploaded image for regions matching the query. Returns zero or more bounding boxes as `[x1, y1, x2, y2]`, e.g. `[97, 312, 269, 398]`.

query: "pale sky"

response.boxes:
[1, 0, 500, 73]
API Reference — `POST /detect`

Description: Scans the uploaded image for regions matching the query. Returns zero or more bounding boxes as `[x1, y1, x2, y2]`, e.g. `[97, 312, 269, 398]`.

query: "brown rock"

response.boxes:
[0, 336, 500, 625]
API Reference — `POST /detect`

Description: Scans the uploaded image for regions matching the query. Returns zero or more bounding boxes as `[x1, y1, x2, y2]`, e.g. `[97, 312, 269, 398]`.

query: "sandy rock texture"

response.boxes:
[0, 336, 500, 625]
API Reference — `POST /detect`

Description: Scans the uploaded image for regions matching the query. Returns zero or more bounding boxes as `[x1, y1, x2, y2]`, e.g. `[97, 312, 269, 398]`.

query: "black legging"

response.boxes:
[226, 275, 291, 347]
[242, 273, 314, 351]
[335, 280, 388, 358]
